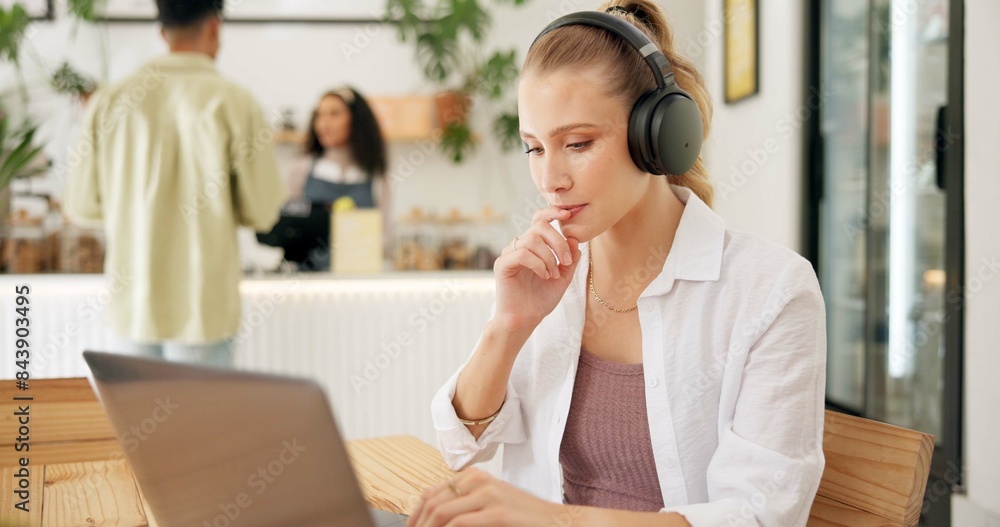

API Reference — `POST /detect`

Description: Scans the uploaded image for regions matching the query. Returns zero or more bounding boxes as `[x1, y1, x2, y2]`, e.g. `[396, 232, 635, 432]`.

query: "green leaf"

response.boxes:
[51, 61, 97, 96]
[417, 32, 458, 83]
[447, 0, 491, 43]
[0, 121, 46, 189]
[0, 4, 31, 64]
[439, 122, 475, 163]
[492, 111, 520, 151]
[67, 0, 98, 21]
[386, 0, 428, 42]
[471, 49, 518, 99]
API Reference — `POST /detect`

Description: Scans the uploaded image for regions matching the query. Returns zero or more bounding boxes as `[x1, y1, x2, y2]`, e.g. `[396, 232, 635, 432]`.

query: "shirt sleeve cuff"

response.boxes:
[431, 367, 527, 471]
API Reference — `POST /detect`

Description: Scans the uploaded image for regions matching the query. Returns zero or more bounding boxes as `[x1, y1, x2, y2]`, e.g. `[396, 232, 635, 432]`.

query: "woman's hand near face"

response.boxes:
[493, 207, 582, 332]
[449, 207, 582, 441]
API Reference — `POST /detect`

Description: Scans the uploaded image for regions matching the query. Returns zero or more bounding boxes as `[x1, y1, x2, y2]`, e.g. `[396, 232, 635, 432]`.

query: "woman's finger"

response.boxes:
[441, 510, 500, 527]
[495, 243, 551, 279]
[415, 491, 489, 527]
[408, 481, 450, 526]
[517, 234, 561, 278]
[531, 222, 574, 267]
[532, 206, 571, 225]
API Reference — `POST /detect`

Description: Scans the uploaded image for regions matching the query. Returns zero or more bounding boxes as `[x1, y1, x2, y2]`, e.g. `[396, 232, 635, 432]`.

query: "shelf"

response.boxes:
[273, 95, 441, 146]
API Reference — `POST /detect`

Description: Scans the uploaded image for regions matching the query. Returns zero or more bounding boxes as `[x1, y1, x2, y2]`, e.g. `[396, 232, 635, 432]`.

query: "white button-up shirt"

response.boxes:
[432, 185, 827, 527]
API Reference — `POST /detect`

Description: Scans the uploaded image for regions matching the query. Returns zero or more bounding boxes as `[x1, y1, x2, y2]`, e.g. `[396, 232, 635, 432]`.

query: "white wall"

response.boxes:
[953, 0, 1000, 523]
[701, 0, 807, 253]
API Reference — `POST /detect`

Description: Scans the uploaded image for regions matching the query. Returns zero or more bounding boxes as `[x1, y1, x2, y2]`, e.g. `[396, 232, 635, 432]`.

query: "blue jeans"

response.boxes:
[126, 339, 234, 368]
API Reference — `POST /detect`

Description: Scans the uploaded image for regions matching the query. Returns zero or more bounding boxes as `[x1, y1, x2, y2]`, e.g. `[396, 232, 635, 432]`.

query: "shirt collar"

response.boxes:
[146, 52, 217, 72]
[664, 184, 726, 283]
[571, 184, 726, 300]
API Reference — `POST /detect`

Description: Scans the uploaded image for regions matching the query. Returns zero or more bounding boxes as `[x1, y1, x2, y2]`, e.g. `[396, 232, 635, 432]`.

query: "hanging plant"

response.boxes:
[387, 0, 527, 164]
[51, 61, 98, 100]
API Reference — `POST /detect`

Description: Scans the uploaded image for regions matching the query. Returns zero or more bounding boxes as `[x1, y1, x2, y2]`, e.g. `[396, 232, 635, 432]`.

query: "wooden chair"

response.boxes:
[1, 380, 934, 526]
[807, 410, 935, 526]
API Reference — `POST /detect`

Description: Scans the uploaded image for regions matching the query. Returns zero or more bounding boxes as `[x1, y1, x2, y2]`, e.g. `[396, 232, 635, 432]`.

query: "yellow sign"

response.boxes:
[332, 209, 383, 274]
[724, 0, 758, 103]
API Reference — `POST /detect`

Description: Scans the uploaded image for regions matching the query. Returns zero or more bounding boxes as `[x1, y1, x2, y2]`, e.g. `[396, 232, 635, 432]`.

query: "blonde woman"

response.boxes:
[409, 2, 826, 526]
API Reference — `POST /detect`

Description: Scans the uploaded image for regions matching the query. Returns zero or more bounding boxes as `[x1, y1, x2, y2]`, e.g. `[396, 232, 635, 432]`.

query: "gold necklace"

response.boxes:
[588, 246, 638, 313]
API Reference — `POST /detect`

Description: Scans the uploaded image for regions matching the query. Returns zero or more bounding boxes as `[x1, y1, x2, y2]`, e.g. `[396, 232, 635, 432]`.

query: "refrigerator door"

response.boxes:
[818, 0, 870, 412]
[865, 0, 949, 441]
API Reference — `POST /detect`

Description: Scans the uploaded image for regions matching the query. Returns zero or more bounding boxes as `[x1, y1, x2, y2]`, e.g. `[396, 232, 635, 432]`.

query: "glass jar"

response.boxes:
[3, 213, 47, 274]
[60, 223, 106, 273]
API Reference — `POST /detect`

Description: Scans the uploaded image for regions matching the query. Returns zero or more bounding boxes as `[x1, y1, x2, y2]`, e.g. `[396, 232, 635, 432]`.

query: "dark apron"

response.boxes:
[299, 159, 376, 270]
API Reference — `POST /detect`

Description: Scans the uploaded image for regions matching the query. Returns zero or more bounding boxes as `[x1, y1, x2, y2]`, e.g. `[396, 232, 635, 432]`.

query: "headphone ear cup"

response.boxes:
[650, 92, 703, 176]
[627, 90, 662, 174]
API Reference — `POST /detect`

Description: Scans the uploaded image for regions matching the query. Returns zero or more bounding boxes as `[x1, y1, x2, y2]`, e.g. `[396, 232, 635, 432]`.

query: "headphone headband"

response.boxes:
[529, 11, 676, 91]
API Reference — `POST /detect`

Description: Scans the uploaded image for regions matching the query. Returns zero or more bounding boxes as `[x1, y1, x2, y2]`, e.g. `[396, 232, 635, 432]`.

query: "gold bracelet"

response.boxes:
[457, 402, 504, 426]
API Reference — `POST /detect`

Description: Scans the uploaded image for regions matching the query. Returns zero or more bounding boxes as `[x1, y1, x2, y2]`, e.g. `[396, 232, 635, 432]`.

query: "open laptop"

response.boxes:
[83, 350, 409, 527]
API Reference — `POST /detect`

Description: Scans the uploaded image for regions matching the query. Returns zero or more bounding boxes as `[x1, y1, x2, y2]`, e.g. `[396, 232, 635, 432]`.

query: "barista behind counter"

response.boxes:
[258, 86, 389, 271]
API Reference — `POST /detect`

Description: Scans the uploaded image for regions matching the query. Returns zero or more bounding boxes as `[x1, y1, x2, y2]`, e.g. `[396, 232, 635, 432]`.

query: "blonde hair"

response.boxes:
[522, 0, 714, 208]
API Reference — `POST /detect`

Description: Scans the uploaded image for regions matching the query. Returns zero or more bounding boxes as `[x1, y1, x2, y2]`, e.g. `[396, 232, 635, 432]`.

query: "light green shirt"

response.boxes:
[64, 52, 287, 343]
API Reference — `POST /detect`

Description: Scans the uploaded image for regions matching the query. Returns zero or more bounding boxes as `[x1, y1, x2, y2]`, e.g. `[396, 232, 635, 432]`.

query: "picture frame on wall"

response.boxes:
[723, 0, 759, 103]
[96, 0, 388, 23]
[0, 0, 53, 20]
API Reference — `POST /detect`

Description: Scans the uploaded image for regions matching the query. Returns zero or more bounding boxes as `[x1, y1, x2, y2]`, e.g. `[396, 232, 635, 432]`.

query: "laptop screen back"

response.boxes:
[84, 351, 374, 527]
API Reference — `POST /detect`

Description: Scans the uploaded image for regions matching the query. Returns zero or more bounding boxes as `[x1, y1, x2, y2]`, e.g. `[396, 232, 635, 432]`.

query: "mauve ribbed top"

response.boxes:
[559, 347, 665, 512]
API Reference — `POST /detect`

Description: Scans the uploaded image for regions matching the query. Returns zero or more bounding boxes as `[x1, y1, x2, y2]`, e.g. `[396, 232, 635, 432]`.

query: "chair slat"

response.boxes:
[812, 411, 934, 526]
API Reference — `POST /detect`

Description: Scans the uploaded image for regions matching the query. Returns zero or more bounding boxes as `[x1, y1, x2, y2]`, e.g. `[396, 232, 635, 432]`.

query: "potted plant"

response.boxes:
[51, 61, 98, 103]
[387, 0, 526, 163]
[0, 107, 49, 266]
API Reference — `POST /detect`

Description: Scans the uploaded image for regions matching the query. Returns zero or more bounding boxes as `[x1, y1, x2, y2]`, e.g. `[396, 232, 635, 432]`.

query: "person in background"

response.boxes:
[284, 86, 389, 270]
[409, 1, 826, 526]
[63, 0, 286, 367]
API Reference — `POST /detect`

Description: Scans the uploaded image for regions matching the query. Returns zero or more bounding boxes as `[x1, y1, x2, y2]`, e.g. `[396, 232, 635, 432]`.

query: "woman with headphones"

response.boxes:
[409, 1, 826, 526]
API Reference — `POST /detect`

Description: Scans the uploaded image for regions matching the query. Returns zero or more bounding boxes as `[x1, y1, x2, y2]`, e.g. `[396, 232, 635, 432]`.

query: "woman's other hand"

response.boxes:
[406, 468, 566, 527]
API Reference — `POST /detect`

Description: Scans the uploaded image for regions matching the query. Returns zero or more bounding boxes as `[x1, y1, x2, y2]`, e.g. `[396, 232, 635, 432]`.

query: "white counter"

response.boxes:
[0, 271, 497, 446]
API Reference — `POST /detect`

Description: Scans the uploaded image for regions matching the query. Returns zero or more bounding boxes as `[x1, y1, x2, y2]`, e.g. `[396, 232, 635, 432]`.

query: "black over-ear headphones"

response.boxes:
[524, 10, 703, 176]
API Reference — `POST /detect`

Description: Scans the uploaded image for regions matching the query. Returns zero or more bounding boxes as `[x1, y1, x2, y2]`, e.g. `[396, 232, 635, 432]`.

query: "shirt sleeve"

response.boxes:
[62, 91, 105, 228]
[229, 97, 287, 232]
[431, 307, 530, 471]
[661, 257, 827, 527]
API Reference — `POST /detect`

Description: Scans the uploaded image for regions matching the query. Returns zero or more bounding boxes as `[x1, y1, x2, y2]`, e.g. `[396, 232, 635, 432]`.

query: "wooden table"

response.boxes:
[1, 379, 935, 527]
[0, 379, 453, 527]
